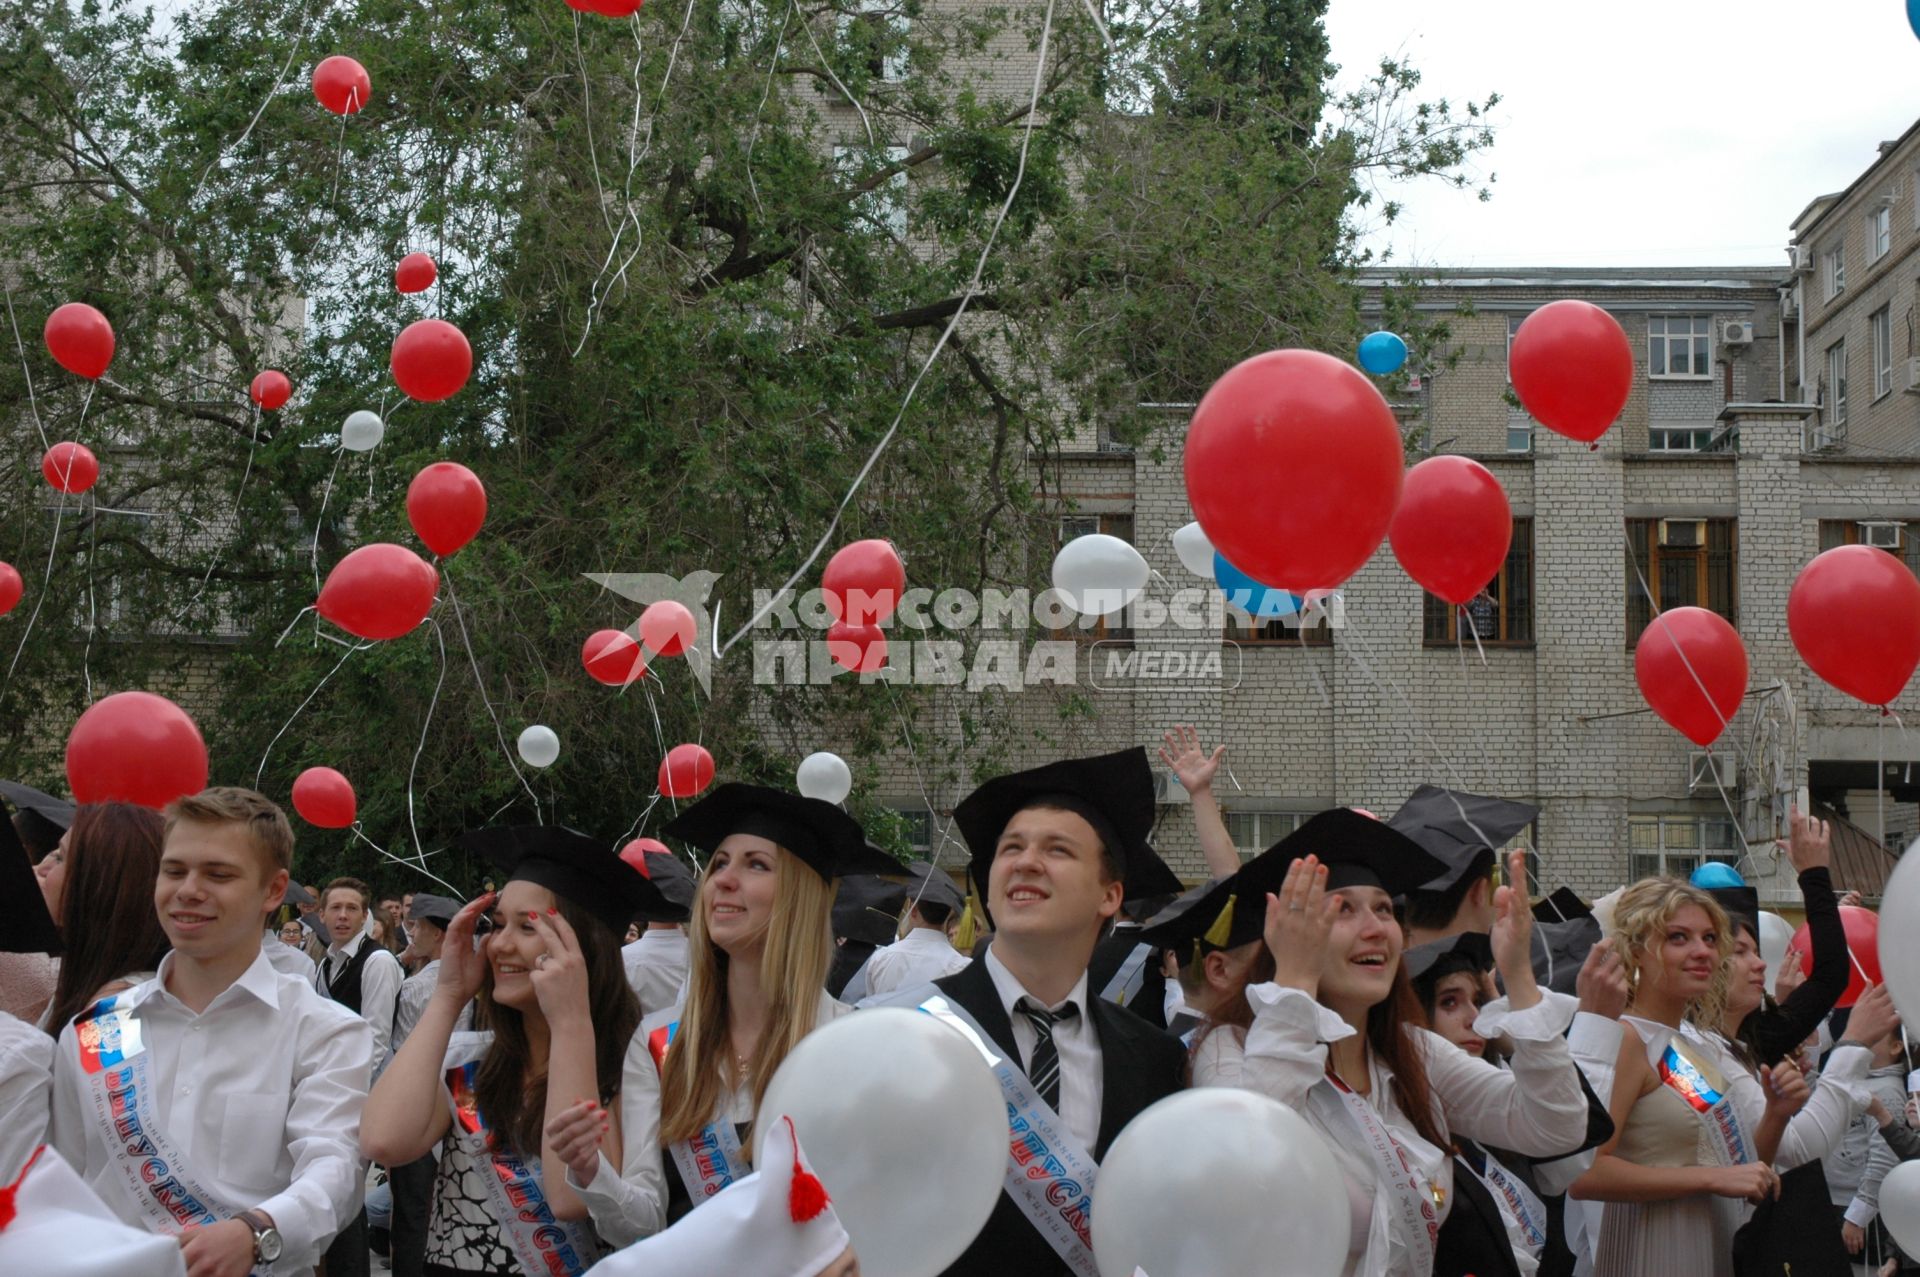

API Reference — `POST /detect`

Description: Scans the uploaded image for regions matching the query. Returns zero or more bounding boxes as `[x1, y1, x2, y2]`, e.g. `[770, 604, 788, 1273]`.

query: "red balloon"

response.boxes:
[639, 601, 696, 659]
[1789, 545, 1920, 708]
[250, 370, 292, 411]
[395, 253, 438, 294]
[390, 319, 473, 402]
[406, 462, 487, 557]
[582, 629, 647, 686]
[66, 691, 208, 809]
[593, 0, 645, 14]
[1508, 300, 1633, 445]
[658, 744, 715, 798]
[826, 620, 887, 674]
[823, 539, 906, 625]
[41, 442, 98, 494]
[312, 55, 371, 115]
[619, 836, 670, 876]
[1387, 456, 1511, 606]
[291, 767, 357, 829]
[43, 303, 114, 379]
[1789, 905, 1880, 1009]
[1184, 349, 1404, 591]
[0, 563, 21, 617]
[1633, 607, 1749, 747]
[317, 543, 439, 640]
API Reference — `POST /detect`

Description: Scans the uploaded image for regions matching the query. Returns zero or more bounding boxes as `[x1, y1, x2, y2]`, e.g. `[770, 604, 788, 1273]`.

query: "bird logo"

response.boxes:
[582, 569, 724, 695]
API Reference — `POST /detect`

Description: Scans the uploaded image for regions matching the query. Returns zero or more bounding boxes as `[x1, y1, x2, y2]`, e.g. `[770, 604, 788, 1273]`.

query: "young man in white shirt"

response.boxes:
[315, 876, 405, 1073]
[48, 786, 372, 1277]
[859, 860, 969, 999]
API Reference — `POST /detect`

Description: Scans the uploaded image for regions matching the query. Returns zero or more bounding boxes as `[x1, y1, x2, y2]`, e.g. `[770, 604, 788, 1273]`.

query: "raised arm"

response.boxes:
[1158, 726, 1241, 878]
[528, 911, 609, 1224]
[1744, 810, 1847, 1066]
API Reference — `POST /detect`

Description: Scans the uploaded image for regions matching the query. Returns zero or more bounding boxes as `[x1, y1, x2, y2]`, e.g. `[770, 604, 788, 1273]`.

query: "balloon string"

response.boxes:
[254, 637, 368, 787]
[712, 0, 1060, 659]
[350, 823, 468, 900]
[311, 448, 345, 593]
[640, 676, 681, 820]
[4, 495, 66, 689]
[80, 492, 98, 703]
[610, 792, 665, 854]
[3, 288, 50, 452]
[742, 0, 796, 216]
[273, 604, 317, 649]
[881, 678, 965, 906]
[1295, 606, 1332, 708]
[190, 21, 310, 204]
[186, 401, 264, 614]
[571, 12, 616, 242]
[407, 617, 449, 861]
[442, 571, 542, 820]
[327, 111, 350, 205]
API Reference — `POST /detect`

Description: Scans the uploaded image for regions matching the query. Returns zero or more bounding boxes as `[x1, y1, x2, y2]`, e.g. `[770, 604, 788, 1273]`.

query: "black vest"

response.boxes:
[322, 938, 378, 1014]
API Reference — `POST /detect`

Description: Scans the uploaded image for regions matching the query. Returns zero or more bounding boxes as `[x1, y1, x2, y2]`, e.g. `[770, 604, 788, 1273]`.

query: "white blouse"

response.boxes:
[572, 991, 850, 1246]
[1685, 1024, 1870, 1169]
[1196, 984, 1588, 1277]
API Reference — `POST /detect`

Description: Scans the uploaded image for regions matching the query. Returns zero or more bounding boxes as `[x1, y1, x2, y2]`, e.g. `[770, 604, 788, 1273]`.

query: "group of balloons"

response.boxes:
[821, 539, 905, 674]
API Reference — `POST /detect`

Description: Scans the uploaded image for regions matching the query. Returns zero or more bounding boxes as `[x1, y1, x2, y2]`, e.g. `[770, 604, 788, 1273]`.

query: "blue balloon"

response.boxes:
[1689, 862, 1746, 890]
[1910, 0, 1920, 40]
[1357, 330, 1408, 375]
[1213, 552, 1302, 620]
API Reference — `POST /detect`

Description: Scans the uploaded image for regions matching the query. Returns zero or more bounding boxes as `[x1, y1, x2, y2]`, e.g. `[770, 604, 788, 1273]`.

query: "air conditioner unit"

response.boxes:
[1153, 771, 1192, 805]
[1904, 357, 1920, 394]
[1658, 518, 1707, 548]
[1689, 751, 1737, 794]
[1781, 294, 1799, 322]
[1790, 244, 1814, 273]
[1720, 320, 1755, 346]
[1862, 521, 1905, 549]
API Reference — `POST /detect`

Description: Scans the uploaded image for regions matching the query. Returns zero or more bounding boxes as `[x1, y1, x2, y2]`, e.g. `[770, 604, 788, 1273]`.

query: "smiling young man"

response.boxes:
[48, 786, 372, 1277]
[909, 747, 1189, 1277]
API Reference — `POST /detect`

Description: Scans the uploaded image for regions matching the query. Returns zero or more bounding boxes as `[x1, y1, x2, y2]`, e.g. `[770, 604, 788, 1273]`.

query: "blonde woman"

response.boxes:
[1570, 879, 1798, 1277]
[559, 785, 898, 1244]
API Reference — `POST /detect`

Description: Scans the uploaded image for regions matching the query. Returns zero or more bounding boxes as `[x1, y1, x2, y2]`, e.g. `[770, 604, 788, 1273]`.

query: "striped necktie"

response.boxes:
[1017, 998, 1079, 1111]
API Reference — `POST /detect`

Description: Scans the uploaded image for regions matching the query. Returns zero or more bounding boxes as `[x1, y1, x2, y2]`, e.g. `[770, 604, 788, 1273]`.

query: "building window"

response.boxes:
[841, 1, 910, 83]
[1873, 306, 1894, 399]
[1424, 518, 1534, 647]
[1055, 512, 1133, 641]
[1870, 204, 1893, 263]
[1648, 424, 1718, 452]
[1224, 596, 1334, 646]
[1628, 814, 1740, 881]
[834, 144, 909, 238]
[892, 807, 934, 855]
[1507, 417, 1533, 453]
[1827, 339, 1849, 425]
[1647, 315, 1713, 379]
[1824, 244, 1846, 300]
[1224, 808, 1311, 860]
[1504, 312, 1533, 382]
[1625, 517, 1737, 646]
[1819, 519, 1920, 576]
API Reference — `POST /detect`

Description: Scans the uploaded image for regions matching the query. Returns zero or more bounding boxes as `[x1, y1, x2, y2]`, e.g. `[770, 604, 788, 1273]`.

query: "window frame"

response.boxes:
[1647, 424, 1718, 452]
[1819, 519, 1920, 577]
[1223, 592, 1334, 646]
[1626, 814, 1741, 882]
[1646, 314, 1714, 380]
[1827, 338, 1849, 425]
[1824, 243, 1847, 301]
[1625, 517, 1738, 647]
[1222, 808, 1315, 861]
[1873, 306, 1894, 400]
[1504, 312, 1533, 384]
[1423, 517, 1535, 648]
[1506, 417, 1534, 454]
[1869, 203, 1893, 263]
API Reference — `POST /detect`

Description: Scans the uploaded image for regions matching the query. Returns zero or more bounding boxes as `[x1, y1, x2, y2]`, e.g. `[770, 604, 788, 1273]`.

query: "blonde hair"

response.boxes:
[164, 787, 294, 878]
[657, 845, 834, 1151]
[1608, 876, 1733, 1030]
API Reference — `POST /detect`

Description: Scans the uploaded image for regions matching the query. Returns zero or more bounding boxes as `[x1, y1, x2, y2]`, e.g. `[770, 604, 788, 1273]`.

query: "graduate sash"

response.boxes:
[1658, 1036, 1751, 1167]
[72, 991, 263, 1262]
[645, 1021, 751, 1202]
[1098, 943, 1152, 1009]
[912, 993, 1101, 1277]
[1458, 1141, 1548, 1255]
[442, 1038, 605, 1277]
[1309, 1075, 1440, 1275]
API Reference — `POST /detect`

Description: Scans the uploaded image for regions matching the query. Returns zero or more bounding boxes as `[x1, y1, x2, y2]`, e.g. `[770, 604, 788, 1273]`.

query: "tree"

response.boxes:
[0, 0, 1493, 889]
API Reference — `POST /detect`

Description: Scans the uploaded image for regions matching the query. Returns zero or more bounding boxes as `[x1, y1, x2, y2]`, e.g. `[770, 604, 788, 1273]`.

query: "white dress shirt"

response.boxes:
[316, 920, 404, 1073]
[48, 950, 373, 1271]
[983, 946, 1103, 1153]
[575, 991, 851, 1246]
[622, 930, 691, 1018]
[393, 959, 472, 1052]
[262, 928, 317, 981]
[859, 927, 971, 999]
[0, 1008, 52, 1181]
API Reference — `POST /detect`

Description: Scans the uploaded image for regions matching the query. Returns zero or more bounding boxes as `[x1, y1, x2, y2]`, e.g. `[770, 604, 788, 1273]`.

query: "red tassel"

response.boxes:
[784, 1116, 830, 1222]
[0, 1145, 46, 1231]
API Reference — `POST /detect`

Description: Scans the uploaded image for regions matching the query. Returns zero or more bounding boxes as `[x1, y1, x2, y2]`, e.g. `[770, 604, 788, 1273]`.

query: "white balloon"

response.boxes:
[1051, 533, 1149, 618]
[341, 410, 385, 452]
[1170, 522, 1217, 579]
[1757, 909, 1795, 992]
[755, 1009, 1005, 1277]
[1882, 1161, 1920, 1254]
[1877, 837, 1920, 1031]
[516, 725, 560, 769]
[795, 751, 852, 805]
[1093, 1089, 1348, 1277]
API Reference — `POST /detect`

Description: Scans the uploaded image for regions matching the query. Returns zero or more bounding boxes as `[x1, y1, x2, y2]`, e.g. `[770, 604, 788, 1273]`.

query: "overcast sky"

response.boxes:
[1322, 0, 1920, 269]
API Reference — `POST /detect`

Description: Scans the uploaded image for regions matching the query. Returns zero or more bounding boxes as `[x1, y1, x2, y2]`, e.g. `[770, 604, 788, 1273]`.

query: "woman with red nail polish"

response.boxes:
[362, 827, 673, 1275]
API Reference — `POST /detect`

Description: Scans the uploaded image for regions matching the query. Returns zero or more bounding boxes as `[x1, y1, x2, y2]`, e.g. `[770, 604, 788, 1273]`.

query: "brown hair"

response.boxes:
[474, 892, 640, 1156]
[42, 804, 170, 1036]
[659, 846, 835, 1150]
[322, 877, 372, 910]
[164, 787, 294, 879]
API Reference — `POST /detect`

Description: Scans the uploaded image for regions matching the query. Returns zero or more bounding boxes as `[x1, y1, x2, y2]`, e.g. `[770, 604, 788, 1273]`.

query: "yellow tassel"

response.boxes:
[953, 894, 979, 952]
[1202, 896, 1235, 949]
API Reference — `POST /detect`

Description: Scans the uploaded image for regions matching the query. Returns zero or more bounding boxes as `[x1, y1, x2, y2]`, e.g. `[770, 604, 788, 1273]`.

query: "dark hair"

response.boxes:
[14, 809, 63, 862]
[474, 893, 640, 1156]
[322, 877, 372, 909]
[42, 804, 170, 1037]
[914, 900, 954, 927]
[1401, 851, 1494, 932]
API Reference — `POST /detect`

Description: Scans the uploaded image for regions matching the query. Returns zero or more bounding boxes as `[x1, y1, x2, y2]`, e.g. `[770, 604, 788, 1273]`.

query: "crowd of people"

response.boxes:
[0, 724, 1911, 1277]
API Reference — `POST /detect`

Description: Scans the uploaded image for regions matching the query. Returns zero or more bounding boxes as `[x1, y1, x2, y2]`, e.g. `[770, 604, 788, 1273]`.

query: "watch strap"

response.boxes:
[235, 1210, 270, 1258]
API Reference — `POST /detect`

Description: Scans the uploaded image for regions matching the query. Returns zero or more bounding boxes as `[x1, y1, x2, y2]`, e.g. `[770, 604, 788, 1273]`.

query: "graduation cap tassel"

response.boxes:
[1201, 896, 1235, 949]
[952, 893, 980, 954]
[784, 1117, 831, 1223]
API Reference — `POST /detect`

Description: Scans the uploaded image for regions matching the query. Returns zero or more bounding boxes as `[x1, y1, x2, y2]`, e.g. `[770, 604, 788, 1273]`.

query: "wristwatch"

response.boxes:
[236, 1209, 283, 1265]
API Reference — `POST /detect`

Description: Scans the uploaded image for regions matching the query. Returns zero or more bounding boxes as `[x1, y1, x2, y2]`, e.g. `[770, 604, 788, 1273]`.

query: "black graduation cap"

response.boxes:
[459, 825, 672, 938]
[0, 801, 61, 955]
[1706, 886, 1760, 939]
[0, 780, 74, 859]
[632, 848, 696, 924]
[1141, 877, 1229, 969]
[1140, 809, 1446, 956]
[663, 784, 900, 882]
[1532, 886, 1590, 924]
[901, 860, 965, 914]
[406, 893, 461, 927]
[833, 874, 907, 946]
[1388, 785, 1539, 895]
[1405, 931, 1494, 987]
[283, 880, 317, 908]
[951, 747, 1182, 908]
[1531, 914, 1602, 996]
